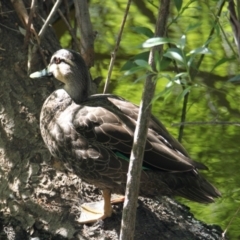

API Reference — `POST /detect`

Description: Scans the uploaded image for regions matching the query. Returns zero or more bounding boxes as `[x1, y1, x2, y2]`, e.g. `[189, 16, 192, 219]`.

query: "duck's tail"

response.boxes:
[140, 171, 221, 203]
[173, 173, 221, 203]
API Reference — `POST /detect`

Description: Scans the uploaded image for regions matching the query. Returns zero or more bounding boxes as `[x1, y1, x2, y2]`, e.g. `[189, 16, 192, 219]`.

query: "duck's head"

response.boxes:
[30, 49, 91, 103]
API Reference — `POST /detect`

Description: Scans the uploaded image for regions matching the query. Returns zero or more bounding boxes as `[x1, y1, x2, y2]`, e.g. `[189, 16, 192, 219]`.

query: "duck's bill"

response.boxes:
[30, 68, 53, 79]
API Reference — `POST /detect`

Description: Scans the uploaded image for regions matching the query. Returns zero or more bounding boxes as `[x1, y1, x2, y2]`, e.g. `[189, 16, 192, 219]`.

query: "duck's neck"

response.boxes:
[64, 73, 92, 104]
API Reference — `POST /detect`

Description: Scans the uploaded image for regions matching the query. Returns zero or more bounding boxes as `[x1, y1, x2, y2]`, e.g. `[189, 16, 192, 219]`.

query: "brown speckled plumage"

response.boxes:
[32, 49, 221, 204]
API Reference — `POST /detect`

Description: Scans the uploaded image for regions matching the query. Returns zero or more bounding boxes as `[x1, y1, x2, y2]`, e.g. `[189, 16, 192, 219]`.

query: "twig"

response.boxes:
[229, 0, 240, 59]
[222, 205, 240, 238]
[178, 0, 226, 142]
[103, 0, 132, 93]
[178, 92, 189, 142]
[119, 1, 170, 239]
[24, 0, 37, 46]
[38, 0, 62, 39]
[11, 0, 38, 40]
[57, 8, 81, 53]
[172, 121, 240, 127]
[63, 0, 71, 23]
[0, 23, 19, 32]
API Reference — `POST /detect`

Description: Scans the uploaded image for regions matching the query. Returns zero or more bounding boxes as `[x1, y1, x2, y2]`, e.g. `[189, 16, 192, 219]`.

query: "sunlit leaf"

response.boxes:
[142, 37, 176, 48]
[172, 72, 188, 83]
[176, 35, 186, 49]
[124, 66, 146, 76]
[188, 46, 212, 55]
[164, 48, 184, 63]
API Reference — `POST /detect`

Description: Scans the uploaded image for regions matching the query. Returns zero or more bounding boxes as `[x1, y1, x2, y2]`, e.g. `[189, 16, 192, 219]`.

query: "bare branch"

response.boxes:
[38, 0, 62, 40]
[24, 0, 37, 46]
[103, 0, 132, 94]
[57, 8, 81, 53]
[119, 1, 170, 239]
[229, 0, 240, 57]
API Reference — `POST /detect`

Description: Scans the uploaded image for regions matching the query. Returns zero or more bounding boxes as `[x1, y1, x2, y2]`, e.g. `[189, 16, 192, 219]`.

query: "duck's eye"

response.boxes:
[54, 57, 63, 64]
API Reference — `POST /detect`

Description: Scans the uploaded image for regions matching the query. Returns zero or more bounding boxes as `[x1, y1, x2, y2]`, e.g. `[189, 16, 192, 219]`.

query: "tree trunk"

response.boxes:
[0, 1, 225, 239]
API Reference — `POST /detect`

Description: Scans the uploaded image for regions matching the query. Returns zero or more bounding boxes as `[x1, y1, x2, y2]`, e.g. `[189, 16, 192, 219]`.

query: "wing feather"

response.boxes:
[72, 94, 207, 172]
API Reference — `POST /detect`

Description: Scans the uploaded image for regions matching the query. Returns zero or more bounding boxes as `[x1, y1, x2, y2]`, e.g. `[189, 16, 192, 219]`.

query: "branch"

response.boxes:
[74, 0, 95, 67]
[178, 0, 226, 142]
[103, 0, 132, 93]
[229, 0, 240, 58]
[38, 0, 62, 40]
[57, 8, 80, 53]
[119, 1, 170, 239]
[172, 121, 240, 127]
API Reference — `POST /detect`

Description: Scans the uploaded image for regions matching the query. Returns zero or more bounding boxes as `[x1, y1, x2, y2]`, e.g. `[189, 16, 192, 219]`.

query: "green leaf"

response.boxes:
[176, 35, 186, 49]
[188, 46, 212, 55]
[228, 74, 240, 82]
[231, 188, 240, 193]
[121, 52, 150, 72]
[211, 57, 236, 72]
[186, 22, 202, 32]
[133, 73, 149, 83]
[154, 53, 172, 72]
[142, 37, 176, 48]
[173, 0, 183, 11]
[164, 48, 184, 63]
[121, 60, 137, 71]
[124, 66, 146, 76]
[175, 86, 191, 103]
[159, 73, 173, 81]
[133, 51, 150, 61]
[160, 57, 172, 71]
[132, 26, 154, 38]
[134, 59, 149, 68]
[187, 55, 195, 67]
[173, 72, 188, 82]
[152, 85, 173, 103]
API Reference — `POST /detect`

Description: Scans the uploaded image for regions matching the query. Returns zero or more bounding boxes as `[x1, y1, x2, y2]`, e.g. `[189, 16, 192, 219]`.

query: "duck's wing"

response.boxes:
[75, 94, 206, 173]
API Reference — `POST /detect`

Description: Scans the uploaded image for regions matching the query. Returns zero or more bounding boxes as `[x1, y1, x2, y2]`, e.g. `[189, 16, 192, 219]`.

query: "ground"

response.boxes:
[0, 166, 224, 240]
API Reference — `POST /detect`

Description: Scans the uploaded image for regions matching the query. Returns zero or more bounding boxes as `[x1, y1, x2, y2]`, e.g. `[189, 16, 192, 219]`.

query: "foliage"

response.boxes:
[54, 0, 240, 238]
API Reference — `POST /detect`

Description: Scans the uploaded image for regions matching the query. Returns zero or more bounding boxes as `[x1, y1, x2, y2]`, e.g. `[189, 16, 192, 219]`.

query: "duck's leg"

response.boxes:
[78, 189, 113, 224]
[102, 188, 113, 217]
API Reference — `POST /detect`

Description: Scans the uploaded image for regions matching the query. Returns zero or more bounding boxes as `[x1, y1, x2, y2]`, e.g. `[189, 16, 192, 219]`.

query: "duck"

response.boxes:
[30, 49, 221, 223]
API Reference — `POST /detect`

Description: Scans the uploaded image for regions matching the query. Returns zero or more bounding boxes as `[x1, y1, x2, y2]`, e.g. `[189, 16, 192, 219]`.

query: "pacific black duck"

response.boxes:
[30, 49, 220, 223]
